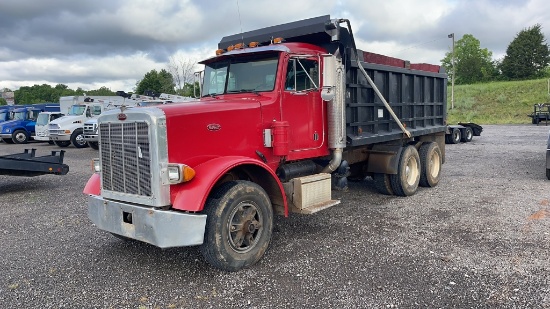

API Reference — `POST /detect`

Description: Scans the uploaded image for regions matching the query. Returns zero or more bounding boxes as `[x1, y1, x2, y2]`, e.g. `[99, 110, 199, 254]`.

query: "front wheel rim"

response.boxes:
[227, 201, 263, 253]
[15, 133, 26, 142]
[76, 135, 86, 146]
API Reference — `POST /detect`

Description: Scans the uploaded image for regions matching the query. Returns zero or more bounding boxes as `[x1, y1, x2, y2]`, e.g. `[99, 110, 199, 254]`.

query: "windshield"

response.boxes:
[36, 113, 49, 125]
[69, 105, 86, 116]
[202, 53, 279, 97]
[138, 101, 164, 106]
[13, 111, 27, 120]
[0, 112, 6, 120]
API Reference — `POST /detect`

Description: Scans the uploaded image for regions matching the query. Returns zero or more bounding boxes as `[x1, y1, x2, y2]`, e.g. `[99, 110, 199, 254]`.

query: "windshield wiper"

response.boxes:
[228, 89, 261, 96]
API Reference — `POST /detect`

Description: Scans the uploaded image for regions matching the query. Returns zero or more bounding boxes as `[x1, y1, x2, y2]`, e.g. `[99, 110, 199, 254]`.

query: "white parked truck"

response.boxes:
[49, 96, 138, 148]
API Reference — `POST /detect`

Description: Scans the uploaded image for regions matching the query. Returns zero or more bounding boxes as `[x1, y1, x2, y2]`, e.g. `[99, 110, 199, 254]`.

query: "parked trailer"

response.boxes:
[85, 15, 448, 271]
[0, 149, 69, 177]
[528, 103, 550, 125]
[445, 122, 483, 144]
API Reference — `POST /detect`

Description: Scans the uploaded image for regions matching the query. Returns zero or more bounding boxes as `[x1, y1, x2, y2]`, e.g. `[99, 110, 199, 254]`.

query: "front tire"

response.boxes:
[54, 140, 71, 147]
[12, 130, 29, 144]
[390, 146, 420, 196]
[200, 181, 273, 272]
[71, 129, 88, 148]
[546, 168, 550, 180]
[88, 141, 99, 150]
[2, 138, 14, 144]
[419, 142, 442, 187]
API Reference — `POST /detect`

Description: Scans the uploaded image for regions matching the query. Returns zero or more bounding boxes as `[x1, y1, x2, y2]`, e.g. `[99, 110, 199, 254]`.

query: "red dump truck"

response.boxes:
[84, 15, 448, 271]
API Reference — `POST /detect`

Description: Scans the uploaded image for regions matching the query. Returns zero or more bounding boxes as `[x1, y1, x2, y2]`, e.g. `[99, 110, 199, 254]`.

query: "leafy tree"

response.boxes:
[135, 69, 175, 95]
[441, 34, 496, 84]
[181, 81, 200, 97]
[0, 98, 6, 105]
[85, 86, 116, 96]
[501, 24, 550, 79]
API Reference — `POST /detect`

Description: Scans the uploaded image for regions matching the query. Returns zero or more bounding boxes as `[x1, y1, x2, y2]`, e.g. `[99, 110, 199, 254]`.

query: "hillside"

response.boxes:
[446, 78, 550, 125]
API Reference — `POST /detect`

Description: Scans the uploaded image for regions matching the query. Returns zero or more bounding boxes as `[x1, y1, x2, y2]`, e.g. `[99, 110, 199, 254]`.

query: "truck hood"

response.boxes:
[49, 114, 88, 126]
[0, 119, 24, 128]
[147, 97, 265, 167]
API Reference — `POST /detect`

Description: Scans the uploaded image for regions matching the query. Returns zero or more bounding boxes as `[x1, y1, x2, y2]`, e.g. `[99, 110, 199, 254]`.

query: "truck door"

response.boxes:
[281, 57, 324, 154]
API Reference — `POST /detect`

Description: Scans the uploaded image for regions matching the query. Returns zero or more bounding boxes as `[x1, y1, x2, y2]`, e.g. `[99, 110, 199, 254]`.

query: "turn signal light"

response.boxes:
[167, 164, 195, 184]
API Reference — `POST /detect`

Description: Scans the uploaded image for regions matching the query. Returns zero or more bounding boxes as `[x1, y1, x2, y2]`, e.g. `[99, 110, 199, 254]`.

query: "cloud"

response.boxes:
[0, 0, 549, 91]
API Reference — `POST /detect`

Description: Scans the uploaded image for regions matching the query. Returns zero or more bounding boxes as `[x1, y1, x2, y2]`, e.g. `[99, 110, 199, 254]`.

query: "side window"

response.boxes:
[91, 106, 102, 116]
[285, 59, 319, 92]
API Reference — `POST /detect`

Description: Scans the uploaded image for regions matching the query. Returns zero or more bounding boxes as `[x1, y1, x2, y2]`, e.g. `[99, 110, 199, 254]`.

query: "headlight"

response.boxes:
[92, 158, 101, 173]
[167, 164, 195, 184]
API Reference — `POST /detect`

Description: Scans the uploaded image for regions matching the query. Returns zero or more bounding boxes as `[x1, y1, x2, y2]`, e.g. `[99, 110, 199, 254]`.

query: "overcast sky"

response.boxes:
[1, 0, 549, 92]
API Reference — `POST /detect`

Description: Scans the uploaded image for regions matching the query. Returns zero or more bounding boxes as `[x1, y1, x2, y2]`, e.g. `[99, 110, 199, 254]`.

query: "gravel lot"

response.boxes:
[0, 124, 549, 309]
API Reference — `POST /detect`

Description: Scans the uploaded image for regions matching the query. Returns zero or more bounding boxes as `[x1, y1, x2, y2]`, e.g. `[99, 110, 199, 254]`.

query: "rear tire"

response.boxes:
[2, 138, 14, 144]
[373, 173, 394, 195]
[89, 141, 99, 150]
[546, 168, 550, 180]
[200, 181, 273, 272]
[390, 146, 420, 197]
[446, 128, 461, 144]
[12, 130, 29, 144]
[461, 127, 473, 142]
[71, 129, 88, 148]
[419, 142, 442, 187]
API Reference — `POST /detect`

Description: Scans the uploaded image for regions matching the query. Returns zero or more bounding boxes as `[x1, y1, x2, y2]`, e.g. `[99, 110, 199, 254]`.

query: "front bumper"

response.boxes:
[49, 134, 70, 141]
[83, 134, 98, 142]
[0, 133, 12, 139]
[88, 195, 206, 248]
[34, 136, 50, 141]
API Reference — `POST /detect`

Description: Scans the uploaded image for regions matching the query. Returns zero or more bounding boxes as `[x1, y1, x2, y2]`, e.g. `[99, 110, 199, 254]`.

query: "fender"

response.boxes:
[83, 173, 101, 195]
[171, 156, 288, 215]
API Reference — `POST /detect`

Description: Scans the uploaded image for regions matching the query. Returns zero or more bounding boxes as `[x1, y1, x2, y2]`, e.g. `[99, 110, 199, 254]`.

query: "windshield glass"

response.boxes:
[69, 105, 86, 116]
[36, 113, 49, 125]
[13, 111, 27, 120]
[138, 101, 164, 106]
[202, 53, 279, 97]
[0, 112, 6, 120]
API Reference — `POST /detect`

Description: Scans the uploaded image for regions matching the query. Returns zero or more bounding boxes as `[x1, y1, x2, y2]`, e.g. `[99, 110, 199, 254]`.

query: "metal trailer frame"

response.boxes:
[0, 149, 69, 176]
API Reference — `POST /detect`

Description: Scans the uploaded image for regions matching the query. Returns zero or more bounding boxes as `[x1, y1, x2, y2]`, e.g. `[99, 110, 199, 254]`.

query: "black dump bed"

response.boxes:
[219, 15, 447, 147]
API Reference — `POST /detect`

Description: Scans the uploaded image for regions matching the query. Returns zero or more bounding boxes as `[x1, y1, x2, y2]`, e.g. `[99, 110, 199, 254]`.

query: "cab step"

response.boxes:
[282, 173, 340, 214]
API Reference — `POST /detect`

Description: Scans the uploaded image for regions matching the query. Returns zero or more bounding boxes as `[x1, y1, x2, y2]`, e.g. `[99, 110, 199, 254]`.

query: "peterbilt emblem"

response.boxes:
[207, 124, 221, 131]
[118, 113, 127, 120]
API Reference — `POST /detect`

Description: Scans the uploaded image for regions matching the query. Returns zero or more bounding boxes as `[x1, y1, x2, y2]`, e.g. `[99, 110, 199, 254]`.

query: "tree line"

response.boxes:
[0, 56, 199, 105]
[441, 24, 550, 84]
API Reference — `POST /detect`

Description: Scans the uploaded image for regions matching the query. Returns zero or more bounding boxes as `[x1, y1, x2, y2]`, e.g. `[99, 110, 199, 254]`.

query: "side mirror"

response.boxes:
[321, 54, 336, 101]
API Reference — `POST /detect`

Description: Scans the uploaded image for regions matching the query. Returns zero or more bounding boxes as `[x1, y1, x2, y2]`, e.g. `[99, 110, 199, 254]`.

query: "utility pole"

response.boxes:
[448, 33, 455, 110]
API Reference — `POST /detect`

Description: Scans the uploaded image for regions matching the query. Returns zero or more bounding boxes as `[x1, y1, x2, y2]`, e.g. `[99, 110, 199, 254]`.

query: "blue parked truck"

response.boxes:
[0, 103, 60, 144]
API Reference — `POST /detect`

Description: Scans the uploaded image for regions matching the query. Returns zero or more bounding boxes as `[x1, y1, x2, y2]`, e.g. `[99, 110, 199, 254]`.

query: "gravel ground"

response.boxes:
[0, 124, 549, 309]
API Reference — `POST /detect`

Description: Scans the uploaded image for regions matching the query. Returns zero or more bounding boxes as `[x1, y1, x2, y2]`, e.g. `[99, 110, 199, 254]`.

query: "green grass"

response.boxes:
[446, 78, 550, 124]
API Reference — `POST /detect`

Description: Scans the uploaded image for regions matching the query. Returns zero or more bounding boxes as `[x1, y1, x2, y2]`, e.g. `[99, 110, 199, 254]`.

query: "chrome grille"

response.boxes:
[99, 122, 151, 196]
